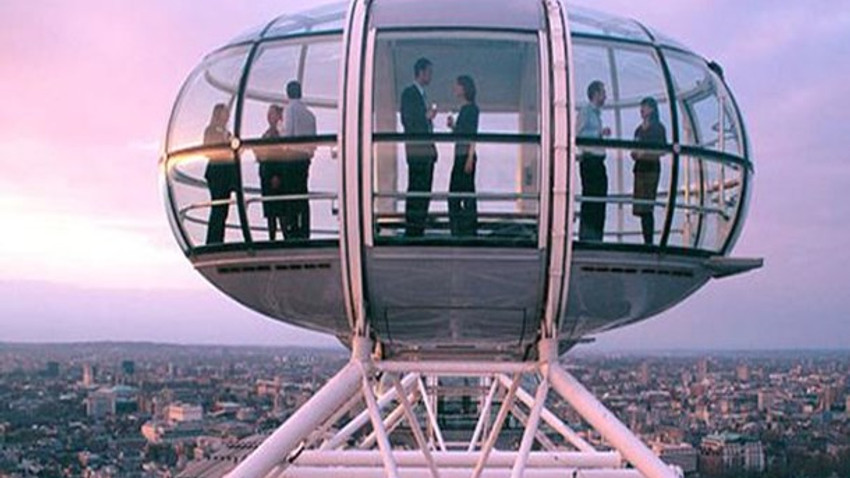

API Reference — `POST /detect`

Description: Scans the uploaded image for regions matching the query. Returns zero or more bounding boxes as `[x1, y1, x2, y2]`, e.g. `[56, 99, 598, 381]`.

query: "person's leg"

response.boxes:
[579, 157, 606, 241]
[405, 160, 430, 237]
[641, 213, 654, 245]
[448, 162, 463, 236]
[296, 163, 310, 239]
[460, 167, 477, 236]
[206, 183, 229, 245]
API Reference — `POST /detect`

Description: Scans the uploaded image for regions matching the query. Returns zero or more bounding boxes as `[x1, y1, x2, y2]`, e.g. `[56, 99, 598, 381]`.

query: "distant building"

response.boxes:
[82, 364, 97, 387]
[652, 442, 697, 475]
[699, 432, 764, 475]
[167, 402, 203, 423]
[86, 388, 116, 419]
[736, 363, 749, 382]
[757, 390, 773, 412]
[121, 360, 135, 376]
[45, 361, 60, 377]
[697, 358, 709, 381]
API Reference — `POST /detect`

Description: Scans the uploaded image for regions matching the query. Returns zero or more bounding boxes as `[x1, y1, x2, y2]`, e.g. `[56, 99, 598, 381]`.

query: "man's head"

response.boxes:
[587, 80, 606, 107]
[414, 58, 433, 86]
[267, 104, 283, 127]
[286, 81, 302, 100]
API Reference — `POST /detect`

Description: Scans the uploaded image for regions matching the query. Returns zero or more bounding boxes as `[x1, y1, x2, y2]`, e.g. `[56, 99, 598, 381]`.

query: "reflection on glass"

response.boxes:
[241, 36, 342, 140]
[168, 47, 249, 153]
[168, 150, 242, 248]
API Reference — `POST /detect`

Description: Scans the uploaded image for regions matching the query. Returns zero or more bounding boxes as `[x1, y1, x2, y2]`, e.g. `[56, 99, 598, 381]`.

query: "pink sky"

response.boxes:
[1, 1, 849, 349]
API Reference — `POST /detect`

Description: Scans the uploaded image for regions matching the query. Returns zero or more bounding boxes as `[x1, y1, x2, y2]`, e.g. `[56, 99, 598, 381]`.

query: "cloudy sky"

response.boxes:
[1, 1, 848, 350]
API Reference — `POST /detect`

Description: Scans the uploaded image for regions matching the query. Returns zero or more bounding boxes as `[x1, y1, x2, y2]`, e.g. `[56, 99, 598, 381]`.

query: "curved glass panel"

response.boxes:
[668, 154, 746, 251]
[240, 36, 342, 140]
[572, 145, 673, 247]
[568, 6, 651, 42]
[572, 41, 672, 143]
[666, 52, 744, 156]
[167, 148, 243, 247]
[239, 141, 340, 243]
[262, 3, 347, 39]
[167, 47, 250, 153]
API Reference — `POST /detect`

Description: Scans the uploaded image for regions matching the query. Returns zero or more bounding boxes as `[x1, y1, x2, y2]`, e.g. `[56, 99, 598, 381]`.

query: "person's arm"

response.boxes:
[283, 106, 295, 137]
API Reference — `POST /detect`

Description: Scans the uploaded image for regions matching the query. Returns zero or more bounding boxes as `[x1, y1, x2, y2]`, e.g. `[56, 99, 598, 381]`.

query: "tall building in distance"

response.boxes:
[121, 360, 135, 376]
[82, 364, 96, 387]
[736, 363, 749, 382]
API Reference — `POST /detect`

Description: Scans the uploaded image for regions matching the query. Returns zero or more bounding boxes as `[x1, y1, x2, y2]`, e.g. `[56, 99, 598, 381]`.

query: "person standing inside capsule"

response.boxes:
[631, 97, 666, 245]
[257, 104, 286, 240]
[400, 58, 438, 237]
[281, 80, 316, 240]
[447, 75, 479, 237]
[203, 103, 236, 245]
[576, 80, 611, 242]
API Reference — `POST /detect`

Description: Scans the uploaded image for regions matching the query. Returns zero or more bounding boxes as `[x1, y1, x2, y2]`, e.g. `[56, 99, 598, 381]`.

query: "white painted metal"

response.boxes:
[547, 364, 679, 478]
[511, 379, 550, 478]
[541, 0, 573, 338]
[360, 368, 401, 478]
[281, 467, 644, 478]
[467, 379, 499, 451]
[339, 0, 370, 334]
[497, 373, 595, 453]
[291, 451, 622, 468]
[391, 375, 440, 478]
[417, 377, 447, 452]
[377, 360, 538, 375]
[321, 372, 417, 450]
[225, 361, 363, 478]
[471, 374, 520, 478]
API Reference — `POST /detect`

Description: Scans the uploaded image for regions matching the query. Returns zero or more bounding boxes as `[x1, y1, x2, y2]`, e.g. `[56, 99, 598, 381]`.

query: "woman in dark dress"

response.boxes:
[630, 97, 666, 245]
[446, 75, 479, 237]
[203, 103, 236, 245]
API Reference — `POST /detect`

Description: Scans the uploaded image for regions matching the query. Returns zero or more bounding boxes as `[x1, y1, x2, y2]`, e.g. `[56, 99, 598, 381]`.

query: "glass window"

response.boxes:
[240, 142, 340, 243]
[237, 35, 343, 244]
[572, 145, 672, 247]
[573, 41, 670, 143]
[167, 47, 250, 153]
[667, 155, 745, 251]
[370, 30, 541, 243]
[666, 52, 738, 154]
[372, 32, 540, 135]
[166, 149, 244, 247]
[262, 3, 347, 38]
[240, 36, 342, 140]
[568, 7, 651, 42]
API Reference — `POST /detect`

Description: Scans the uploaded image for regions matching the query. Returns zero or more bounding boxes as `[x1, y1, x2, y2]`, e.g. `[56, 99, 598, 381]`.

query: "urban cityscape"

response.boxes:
[0, 342, 848, 478]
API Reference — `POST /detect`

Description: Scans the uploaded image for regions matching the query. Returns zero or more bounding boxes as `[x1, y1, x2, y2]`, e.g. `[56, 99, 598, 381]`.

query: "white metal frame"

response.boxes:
[225, 2, 678, 478]
[224, 337, 681, 478]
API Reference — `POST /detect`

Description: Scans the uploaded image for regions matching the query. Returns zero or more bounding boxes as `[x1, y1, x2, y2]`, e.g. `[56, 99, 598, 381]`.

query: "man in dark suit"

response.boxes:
[400, 57, 437, 237]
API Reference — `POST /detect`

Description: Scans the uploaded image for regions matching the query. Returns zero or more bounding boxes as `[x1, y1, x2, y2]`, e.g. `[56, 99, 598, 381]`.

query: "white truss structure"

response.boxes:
[225, 338, 681, 478]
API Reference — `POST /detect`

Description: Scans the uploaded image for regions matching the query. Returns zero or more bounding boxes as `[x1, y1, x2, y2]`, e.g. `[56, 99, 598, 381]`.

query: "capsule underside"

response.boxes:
[162, 0, 754, 358]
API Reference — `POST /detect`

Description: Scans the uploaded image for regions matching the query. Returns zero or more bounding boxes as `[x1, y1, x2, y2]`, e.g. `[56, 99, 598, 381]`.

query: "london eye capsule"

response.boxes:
[161, 0, 760, 359]
[161, 2, 762, 477]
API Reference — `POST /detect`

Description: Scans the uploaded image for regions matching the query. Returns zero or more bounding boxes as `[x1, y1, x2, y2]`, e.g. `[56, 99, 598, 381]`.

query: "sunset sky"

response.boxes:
[1, 1, 849, 350]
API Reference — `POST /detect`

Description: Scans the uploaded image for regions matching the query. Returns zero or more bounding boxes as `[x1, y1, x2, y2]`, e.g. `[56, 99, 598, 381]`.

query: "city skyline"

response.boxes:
[1, 1, 849, 349]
